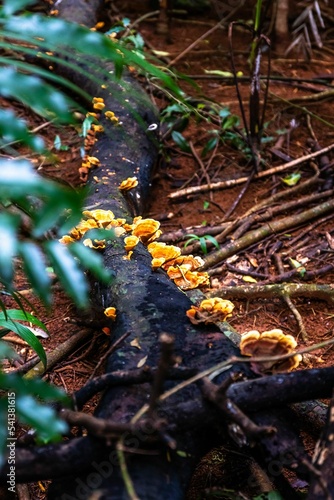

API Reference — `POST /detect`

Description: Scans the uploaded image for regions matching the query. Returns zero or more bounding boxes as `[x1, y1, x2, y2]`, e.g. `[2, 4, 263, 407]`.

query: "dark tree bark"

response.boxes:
[307, 391, 334, 499]
[1, 2, 333, 499]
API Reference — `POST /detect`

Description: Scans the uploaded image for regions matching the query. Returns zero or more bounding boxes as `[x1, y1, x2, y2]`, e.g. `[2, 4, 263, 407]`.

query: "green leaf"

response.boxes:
[0, 340, 17, 360]
[161, 103, 188, 117]
[44, 240, 89, 308]
[171, 131, 191, 153]
[289, 258, 302, 269]
[199, 237, 208, 254]
[219, 107, 231, 119]
[81, 115, 95, 138]
[0, 159, 46, 198]
[0, 160, 85, 237]
[0, 372, 68, 402]
[18, 242, 52, 306]
[222, 114, 240, 130]
[1, 0, 36, 16]
[68, 242, 113, 284]
[201, 135, 218, 156]
[0, 309, 47, 330]
[281, 173, 301, 186]
[0, 212, 19, 284]
[0, 109, 45, 152]
[184, 234, 199, 249]
[0, 66, 76, 123]
[176, 450, 190, 458]
[16, 395, 68, 442]
[0, 320, 46, 366]
[126, 32, 145, 51]
[0, 372, 69, 457]
[203, 234, 220, 250]
[32, 186, 86, 238]
[53, 134, 68, 151]
[5, 14, 183, 97]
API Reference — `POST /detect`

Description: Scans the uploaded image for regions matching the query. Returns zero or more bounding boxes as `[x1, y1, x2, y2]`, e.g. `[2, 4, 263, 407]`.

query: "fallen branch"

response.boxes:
[24, 327, 93, 379]
[272, 88, 334, 104]
[207, 282, 334, 303]
[201, 198, 334, 269]
[3, 359, 334, 483]
[168, 143, 334, 199]
[282, 293, 308, 340]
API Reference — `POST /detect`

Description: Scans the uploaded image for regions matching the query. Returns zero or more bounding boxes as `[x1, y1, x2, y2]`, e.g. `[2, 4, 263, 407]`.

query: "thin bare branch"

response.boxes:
[169, 143, 334, 199]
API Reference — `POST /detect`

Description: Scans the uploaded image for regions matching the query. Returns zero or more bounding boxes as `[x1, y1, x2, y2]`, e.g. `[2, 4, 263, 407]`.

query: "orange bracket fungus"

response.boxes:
[239, 329, 302, 375]
[83, 238, 106, 250]
[59, 209, 126, 247]
[132, 217, 162, 245]
[105, 110, 120, 124]
[104, 307, 117, 321]
[186, 297, 235, 325]
[147, 241, 181, 268]
[119, 177, 139, 191]
[92, 96, 105, 110]
[124, 235, 140, 255]
[60, 212, 211, 291]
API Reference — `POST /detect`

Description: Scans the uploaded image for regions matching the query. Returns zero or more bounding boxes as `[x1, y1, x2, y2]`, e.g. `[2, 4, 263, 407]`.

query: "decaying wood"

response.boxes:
[307, 391, 334, 499]
[2, 2, 334, 499]
[207, 282, 334, 302]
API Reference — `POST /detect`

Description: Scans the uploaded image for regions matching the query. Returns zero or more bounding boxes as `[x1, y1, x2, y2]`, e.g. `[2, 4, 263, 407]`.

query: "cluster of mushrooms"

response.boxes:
[60, 203, 302, 375]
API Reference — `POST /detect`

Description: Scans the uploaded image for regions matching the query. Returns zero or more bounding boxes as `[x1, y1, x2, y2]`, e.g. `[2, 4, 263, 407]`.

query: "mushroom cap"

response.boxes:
[240, 329, 302, 374]
[119, 177, 139, 191]
[167, 267, 210, 290]
[162, 254, 204, 271]
[83, 238, 106, 250]
[59, 235, 76, 245]
[124, 235, 140, 252]
[147, 241, 181, 265]
[86, 156, 100, 166]
[200, 297, 234, 316]
[82, 209, 115, 225]
[132, 218, 161, 244]
[151, 257, 167, 269]
[186, 297, 235, 324]
[104, 307, 117, 320]
[74, 218, 99, 237]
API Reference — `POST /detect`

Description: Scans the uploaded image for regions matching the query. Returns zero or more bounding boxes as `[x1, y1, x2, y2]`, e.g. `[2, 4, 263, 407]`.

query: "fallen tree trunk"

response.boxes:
[1, 2, 334, 499]
[49, 2, 251, 498]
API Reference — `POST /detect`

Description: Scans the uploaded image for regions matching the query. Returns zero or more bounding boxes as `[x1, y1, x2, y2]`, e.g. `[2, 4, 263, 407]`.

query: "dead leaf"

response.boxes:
[242, 275, 257, 283]
[325, 232, 334, 250]
[137, 355, 148, 368]
[130, 337, 142, 350]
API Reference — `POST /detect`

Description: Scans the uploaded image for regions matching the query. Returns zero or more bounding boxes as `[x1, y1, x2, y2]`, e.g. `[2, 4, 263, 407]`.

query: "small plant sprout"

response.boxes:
[184, 233, 219, 255]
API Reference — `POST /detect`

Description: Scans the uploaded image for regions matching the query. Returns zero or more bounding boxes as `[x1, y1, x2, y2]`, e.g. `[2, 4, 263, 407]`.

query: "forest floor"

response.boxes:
[2, 2, 334, 498]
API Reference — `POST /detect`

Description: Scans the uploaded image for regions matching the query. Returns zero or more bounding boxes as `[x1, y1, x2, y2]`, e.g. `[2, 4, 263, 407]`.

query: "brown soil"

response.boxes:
[2, 2, 334, 498]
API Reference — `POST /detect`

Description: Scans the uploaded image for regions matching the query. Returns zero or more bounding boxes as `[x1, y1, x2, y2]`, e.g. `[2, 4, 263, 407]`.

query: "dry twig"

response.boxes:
[201, 198, 334, 269]
[169, 143, 334, 199]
